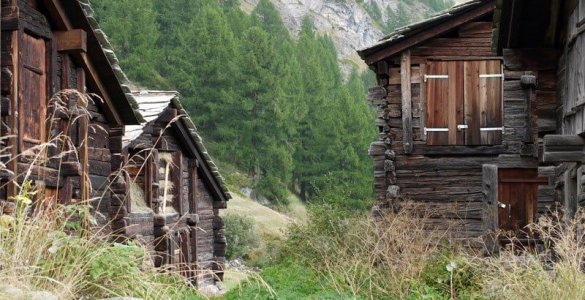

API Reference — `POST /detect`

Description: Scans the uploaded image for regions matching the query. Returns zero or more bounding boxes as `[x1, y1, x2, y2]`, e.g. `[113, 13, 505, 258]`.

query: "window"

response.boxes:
[158, 151, 184, 215]
[425, 60, 503, 146]
[127, 150, 154, 213]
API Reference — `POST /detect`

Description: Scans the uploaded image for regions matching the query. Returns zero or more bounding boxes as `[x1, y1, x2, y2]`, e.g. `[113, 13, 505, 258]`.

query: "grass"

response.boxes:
[0, 89, 206, 299]
[220, 192, 293, 239]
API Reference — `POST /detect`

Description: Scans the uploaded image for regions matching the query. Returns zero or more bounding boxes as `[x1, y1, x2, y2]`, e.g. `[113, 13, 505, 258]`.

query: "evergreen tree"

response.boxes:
[92, 0, 163, 87]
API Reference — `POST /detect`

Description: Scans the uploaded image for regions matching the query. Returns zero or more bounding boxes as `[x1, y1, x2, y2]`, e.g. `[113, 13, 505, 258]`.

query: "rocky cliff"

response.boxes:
[242, 0, 467, 74]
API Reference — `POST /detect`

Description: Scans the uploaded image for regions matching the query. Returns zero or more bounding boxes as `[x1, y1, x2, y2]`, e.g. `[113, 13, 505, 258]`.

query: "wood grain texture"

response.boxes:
[401, 50, 413, 154]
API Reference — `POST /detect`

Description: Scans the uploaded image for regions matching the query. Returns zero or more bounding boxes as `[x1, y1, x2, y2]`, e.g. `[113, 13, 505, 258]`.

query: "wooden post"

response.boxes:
[521, 73, 537, 156]
[564, 167, 577, 219]
[401, 50, 413, 154]
[420, 63, 427, 141]
[482, 164, 499, 255]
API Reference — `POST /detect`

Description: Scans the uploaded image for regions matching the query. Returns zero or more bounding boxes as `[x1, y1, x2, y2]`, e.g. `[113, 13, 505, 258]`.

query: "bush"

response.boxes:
[255, 176, 289, 206]
[224, 214, 260, 259]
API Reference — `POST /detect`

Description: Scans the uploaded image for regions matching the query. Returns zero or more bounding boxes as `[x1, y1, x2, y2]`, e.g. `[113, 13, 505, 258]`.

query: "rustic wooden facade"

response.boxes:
[121, 91, 230, 286]
[358, 0, 561, 249]
[0, 0, 230, 287]
[494, 0, 585, 219]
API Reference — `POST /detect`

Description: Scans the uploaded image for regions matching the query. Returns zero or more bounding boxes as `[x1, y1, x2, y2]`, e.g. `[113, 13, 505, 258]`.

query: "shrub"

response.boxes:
[224, 214, 260, 259]
[255, 176, 289, 206]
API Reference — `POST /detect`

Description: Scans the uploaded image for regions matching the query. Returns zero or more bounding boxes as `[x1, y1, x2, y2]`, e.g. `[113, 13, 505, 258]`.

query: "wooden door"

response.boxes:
[19, 33, 48, 151]
[498, 169, 548, 232]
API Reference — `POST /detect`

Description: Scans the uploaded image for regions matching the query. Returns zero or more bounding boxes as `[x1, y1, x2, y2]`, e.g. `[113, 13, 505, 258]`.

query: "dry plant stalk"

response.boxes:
[480, 210, 585, 300]
[310, 202, 447, 299]
[0, 90, 207, 298]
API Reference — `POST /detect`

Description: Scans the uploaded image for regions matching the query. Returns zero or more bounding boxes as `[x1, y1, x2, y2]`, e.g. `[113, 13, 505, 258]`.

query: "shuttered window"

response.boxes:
[19, 33, 48, 150]
[425, 60, 503, 146]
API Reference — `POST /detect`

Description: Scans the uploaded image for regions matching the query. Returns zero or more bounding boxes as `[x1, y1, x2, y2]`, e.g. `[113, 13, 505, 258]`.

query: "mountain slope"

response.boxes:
[241, 0, 457, 74]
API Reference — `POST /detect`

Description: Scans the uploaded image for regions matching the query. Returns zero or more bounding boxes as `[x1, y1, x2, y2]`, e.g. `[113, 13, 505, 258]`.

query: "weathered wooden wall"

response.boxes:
[122, 108, 226, 286]
[368, 18, 558, 241]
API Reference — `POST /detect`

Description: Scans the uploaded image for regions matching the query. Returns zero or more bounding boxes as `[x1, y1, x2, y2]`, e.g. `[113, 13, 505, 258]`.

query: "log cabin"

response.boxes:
[357, 0, 560, 251]
[0, 0, 230, 287]
[121, 91, 230, 286]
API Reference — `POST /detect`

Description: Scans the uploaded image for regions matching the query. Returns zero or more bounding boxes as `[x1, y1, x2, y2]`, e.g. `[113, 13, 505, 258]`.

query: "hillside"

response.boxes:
[241, 0, 458, 73]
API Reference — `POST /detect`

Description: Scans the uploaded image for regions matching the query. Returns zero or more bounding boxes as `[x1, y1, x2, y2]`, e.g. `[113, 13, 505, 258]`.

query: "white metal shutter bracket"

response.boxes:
[424, 127, 449, 135]
[424, 75, 449, 82]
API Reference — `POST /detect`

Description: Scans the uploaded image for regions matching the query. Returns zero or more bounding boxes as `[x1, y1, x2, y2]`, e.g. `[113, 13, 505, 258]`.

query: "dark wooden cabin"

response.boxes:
[121, 91, 230, 286]
[0, 0, 143, 223]
[494, 0, 585, 219]
[0, 0, 230, 288]
[358, 0, 559, 250]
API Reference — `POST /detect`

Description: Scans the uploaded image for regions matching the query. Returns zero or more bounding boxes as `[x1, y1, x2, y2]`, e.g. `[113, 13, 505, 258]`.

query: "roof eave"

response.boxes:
[358, 0, 496, 65]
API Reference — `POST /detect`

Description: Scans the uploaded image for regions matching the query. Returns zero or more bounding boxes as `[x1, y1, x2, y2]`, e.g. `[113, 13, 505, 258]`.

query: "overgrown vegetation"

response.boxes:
[227, 190, 585, 299]
[0, 182, 200, 299]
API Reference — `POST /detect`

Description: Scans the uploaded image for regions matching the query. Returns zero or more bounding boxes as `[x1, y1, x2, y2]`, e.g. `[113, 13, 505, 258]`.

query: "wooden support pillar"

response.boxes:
[482, 164, 499, 255]
[521, 73, 538, 157]
[400, 50, 413, 154]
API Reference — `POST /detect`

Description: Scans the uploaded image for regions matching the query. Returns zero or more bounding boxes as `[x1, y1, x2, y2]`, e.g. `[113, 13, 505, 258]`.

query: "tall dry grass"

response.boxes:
[0, 90, 203, 299]
[481, 210, 585, 299]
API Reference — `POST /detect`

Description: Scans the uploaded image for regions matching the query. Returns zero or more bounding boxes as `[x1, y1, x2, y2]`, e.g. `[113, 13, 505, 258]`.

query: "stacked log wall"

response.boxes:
[124, 114, 224, 286]
[368, 20, 557, 240]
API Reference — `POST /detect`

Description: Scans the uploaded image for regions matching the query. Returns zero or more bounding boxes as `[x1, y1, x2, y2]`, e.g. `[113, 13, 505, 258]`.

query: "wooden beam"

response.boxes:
[482, 164, 498, 255]
[173, 122, 228, 203]
[40, 0, 71, 30]
[363, 2, 495, 65]
[420, 63, 427, 140]
[401, 50, 413, 154]
[543, 135, 585, 160]
[74, 52, 123, 125]
[54, 29, 87, 53]
[42, 0, 125, 125]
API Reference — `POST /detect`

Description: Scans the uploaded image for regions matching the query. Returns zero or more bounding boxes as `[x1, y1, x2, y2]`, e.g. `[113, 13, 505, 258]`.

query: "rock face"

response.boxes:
[242, 0, 469, 75]
[243, 0, 385, 74]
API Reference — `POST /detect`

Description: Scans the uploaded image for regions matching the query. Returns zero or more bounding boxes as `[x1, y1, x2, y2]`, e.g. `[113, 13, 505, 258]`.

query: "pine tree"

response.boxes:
[92, 0, 163, 87]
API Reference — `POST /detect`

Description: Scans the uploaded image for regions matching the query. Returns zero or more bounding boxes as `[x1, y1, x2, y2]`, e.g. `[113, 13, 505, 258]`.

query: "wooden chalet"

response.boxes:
[0, 0, 230, 287]
[358, 0, 561, 249]
[122, 91, 230, 286]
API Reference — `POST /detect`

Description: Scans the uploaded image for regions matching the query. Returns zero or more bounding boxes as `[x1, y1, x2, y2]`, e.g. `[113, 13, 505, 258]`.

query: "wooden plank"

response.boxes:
[363, 2, 495, 65]
[420, 63, 427, 140]
[503, 48, 559, 71]
[544, 135, 585, 146]
[40, 0, 72, 30]
[74, 52, 123, 125]
[464, 61, 481, 145]
[448, 61, 464, 145]
[482, 164, 498, 255]
[458, 22, 493, 37]
[54, 29, 87, 53]
[480, 60, 503, 145]
[421, 37, 493, 48]
[426, 61, 449, 145]
[401, 50, 413, 154]
[543, 151, 585, 163]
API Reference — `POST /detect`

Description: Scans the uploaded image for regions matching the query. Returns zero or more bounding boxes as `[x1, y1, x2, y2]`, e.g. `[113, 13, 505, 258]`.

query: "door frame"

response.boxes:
[482, 159, 542, 253]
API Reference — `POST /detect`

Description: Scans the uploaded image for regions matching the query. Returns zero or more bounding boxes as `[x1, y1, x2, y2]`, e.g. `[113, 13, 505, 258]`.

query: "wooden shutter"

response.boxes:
[19, 33, 47, 150]
[426, 61, 464, 145]
[464, 60, 503, 145]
